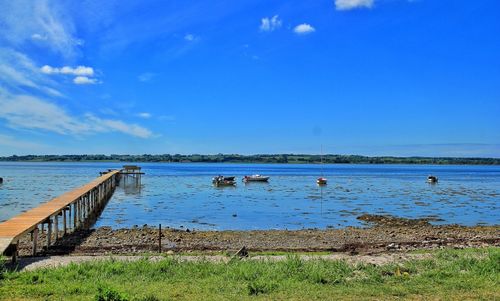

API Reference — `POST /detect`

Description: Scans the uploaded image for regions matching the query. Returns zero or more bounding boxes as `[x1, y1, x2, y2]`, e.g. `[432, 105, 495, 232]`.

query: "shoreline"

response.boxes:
[16, 215, 500, 257]
[2, 160, 500, 166]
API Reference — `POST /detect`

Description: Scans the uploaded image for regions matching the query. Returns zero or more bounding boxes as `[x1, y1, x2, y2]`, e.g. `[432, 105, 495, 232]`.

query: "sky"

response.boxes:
[0, 0, 499, 157]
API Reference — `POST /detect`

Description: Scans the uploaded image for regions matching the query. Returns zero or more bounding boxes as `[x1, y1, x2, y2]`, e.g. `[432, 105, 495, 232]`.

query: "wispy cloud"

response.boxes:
[0, 134, 46, 150]
[31, 33, 48, 41]
[85, 114, 153, 138]
[260, 15, 282, 32]
[0, 1, 83, 58]
[73, 76, 98, 85]
[0, 48, 64, 97]
[184, 33, 198, 42]
[137, 112, 152, 119]
[293, 23, 315, 35]
[335, 0, 374, 11]
[138, 72, 155, 82]
[0, 91, 153, 138]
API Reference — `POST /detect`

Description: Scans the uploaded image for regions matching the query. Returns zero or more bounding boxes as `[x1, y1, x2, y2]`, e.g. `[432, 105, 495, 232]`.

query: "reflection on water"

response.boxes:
[1, 162, 499, 230]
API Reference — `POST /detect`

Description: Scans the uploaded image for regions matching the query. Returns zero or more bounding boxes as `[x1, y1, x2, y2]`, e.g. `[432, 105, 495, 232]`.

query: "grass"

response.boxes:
[0, 248, 498, 300]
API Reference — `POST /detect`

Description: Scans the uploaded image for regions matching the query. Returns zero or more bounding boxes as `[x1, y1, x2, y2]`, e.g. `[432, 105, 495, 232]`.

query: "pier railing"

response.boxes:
[0, 170, 121, 261]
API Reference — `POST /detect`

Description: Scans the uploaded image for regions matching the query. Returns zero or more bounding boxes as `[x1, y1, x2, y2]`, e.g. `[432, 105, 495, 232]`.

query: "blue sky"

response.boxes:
[0, 0, 499, 157]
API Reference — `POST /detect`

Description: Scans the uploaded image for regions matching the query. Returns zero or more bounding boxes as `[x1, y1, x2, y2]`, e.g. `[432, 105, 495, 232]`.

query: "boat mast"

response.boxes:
[320, 145, 324, 176]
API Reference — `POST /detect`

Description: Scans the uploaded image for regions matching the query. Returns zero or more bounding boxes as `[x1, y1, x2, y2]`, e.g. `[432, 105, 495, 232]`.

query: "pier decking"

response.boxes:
[0, 170, 121, 261]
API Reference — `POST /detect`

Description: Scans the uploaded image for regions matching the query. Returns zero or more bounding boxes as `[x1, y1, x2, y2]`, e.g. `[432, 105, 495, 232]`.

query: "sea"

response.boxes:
[0, 162, 499, 230]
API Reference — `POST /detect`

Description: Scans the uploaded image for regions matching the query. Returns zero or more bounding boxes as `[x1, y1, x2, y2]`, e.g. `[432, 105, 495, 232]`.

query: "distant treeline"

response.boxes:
[0, 154, 499, 165]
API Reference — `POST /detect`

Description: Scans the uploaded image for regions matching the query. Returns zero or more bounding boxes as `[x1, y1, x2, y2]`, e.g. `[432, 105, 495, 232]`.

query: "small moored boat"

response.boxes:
[212, 175, 236, 187]
[243, 175, 270, 182]
[317, 177, 327, 185]
[427, 175, 438, 183]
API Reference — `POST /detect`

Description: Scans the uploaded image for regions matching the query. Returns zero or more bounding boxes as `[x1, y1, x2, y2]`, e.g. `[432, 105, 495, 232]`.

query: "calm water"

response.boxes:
[0, 162, 499, 230]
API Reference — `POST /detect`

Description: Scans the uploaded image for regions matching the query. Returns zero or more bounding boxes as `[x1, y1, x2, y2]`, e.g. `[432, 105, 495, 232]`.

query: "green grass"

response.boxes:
[0, 248, 498, 300]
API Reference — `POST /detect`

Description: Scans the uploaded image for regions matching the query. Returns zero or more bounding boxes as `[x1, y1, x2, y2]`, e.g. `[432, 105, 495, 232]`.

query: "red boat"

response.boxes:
[317, 177, 327, 185]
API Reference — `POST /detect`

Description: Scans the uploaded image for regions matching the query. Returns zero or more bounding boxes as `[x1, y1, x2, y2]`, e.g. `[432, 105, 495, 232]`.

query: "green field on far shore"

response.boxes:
[1, 248, 499, 300]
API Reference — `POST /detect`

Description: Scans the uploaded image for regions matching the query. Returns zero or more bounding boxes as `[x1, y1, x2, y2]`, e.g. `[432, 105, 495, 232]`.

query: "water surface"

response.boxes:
[0, 162, 499, 230]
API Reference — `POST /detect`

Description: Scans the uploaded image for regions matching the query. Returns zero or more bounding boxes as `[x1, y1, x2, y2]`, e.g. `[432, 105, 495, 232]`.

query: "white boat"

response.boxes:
[243, 175, 270, 182]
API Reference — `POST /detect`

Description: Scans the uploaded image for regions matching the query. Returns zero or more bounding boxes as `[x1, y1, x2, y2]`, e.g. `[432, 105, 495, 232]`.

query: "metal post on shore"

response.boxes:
[158, 224, 162, 253]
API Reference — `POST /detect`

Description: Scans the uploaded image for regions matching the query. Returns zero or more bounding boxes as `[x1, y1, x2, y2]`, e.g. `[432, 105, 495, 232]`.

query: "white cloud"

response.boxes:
[0, 91, 153, 139]
[31, 33, 48, 41]
[293, 24, 315, 35]
[138, 72, 154, 82]
[335, 0, 374, 10]
[41, 65, 99, 85]
[41, 65, 94, 76]
[184, 34, 197, 42]
[73, 76, 97, 85]
[260, 15, 282, 32]
[137, 112, 152, 119]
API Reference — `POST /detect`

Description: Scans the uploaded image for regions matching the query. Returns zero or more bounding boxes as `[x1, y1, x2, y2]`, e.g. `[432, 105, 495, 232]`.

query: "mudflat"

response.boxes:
[15, 215, 499, 256]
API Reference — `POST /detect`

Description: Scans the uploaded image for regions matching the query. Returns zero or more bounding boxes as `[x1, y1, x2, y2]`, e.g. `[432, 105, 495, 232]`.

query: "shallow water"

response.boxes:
[0, 162, 499, 230]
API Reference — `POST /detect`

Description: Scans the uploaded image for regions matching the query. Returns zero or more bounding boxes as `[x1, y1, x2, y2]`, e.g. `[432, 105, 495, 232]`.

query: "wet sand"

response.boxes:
[16, 215, 499, 256]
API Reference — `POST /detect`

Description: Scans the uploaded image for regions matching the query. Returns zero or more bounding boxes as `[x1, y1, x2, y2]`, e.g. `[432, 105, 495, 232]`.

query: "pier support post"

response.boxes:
[81, 197, 86, 220]
[73, 202, 78, 229]
[11, 243, 18, 264]
[46, 218, 52, 248]
[32, 228, 38, 256]
[86, 193, 91, 216]
[78, 198, 82, 226]
[63, 209, 67, 235]
[54, 213, 59, 240]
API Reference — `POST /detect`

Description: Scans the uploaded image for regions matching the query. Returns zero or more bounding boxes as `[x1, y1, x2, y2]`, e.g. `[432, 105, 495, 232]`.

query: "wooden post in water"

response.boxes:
[79, 198, 82, 225]
[62, 208, 67, 235]
[73, 202, 78, 229]
[46, 218, 52, 248]
[54, 213, 59, 240]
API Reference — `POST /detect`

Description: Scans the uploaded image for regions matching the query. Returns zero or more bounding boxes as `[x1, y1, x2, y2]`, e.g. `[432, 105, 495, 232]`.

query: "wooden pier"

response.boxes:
[0, 170, 121, 262]
[120, 165, 144, 185]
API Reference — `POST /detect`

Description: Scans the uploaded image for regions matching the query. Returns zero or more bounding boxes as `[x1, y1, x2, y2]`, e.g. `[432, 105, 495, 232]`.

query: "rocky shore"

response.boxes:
[16, 215, 500, 256]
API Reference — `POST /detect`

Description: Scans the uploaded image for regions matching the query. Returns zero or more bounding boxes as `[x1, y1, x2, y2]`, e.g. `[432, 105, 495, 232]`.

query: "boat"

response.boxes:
[427, 175, 438, 183]
[243, 175, 270, 182]
[317, 177, 327, 185]
[212, 175, 236, 187]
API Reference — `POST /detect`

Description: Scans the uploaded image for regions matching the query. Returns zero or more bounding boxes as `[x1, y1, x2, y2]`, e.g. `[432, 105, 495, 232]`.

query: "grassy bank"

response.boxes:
[1, 248, 499, 300]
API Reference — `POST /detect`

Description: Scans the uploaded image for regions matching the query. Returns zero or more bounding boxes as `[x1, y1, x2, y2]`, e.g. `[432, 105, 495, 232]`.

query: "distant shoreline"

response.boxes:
[1, 154, 499, 165]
